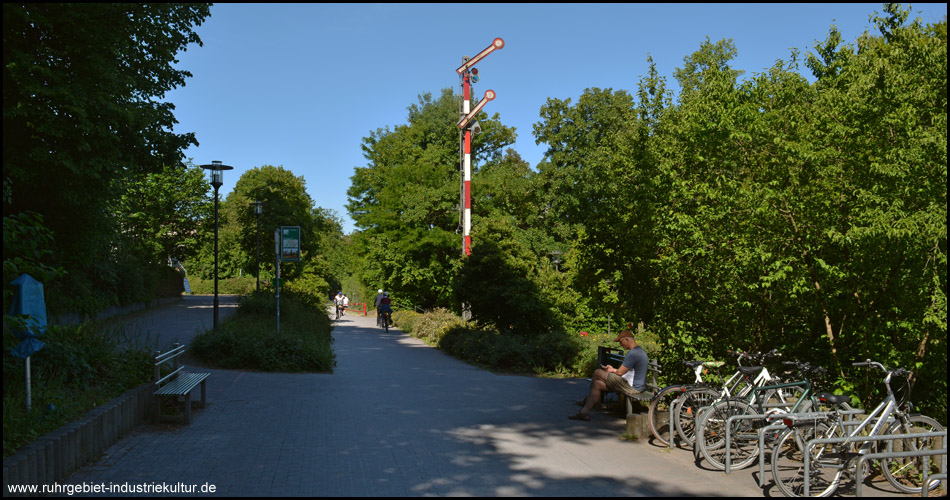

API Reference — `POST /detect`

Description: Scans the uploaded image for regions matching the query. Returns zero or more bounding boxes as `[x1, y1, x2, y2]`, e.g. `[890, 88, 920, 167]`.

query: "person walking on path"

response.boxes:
[569, 329, 648, 421]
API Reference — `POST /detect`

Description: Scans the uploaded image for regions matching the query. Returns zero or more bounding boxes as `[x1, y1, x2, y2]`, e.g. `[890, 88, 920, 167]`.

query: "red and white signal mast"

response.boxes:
[456, 37, 504, 256]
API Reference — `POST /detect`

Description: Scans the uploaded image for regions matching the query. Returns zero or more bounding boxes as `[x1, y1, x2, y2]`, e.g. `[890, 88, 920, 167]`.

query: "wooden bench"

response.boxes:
[154, 343, 210, 425]
[597, 345, 661, 416]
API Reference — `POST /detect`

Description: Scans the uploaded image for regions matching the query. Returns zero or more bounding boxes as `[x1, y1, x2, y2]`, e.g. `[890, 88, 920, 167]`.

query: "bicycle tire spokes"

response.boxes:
[881, 415, 945, 494]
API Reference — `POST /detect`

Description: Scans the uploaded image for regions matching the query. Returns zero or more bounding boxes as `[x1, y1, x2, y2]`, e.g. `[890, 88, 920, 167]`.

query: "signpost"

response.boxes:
[274, 226, 302, 332]
[9, 274, 48, 411]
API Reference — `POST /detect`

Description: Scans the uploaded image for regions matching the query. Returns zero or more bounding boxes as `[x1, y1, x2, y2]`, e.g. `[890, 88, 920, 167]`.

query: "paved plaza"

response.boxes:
[59, 296, 900, 497]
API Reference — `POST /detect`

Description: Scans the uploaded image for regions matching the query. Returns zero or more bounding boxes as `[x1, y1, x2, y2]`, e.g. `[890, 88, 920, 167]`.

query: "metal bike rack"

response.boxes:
[754, 409, 864, 486]
[802, 430, 947, 496]
[716, 401, 830, 473]
[854, 445, 947, 497]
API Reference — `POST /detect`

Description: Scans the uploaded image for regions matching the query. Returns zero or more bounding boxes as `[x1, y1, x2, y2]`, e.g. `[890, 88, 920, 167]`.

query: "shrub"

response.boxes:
[187, 276, 256, 295]
[190, 292, 334, 372]
[2, 320, 151, 458]
[282, 273, 329, 310]
[391, 310, 421, 333]
[410, 308, 465, 345]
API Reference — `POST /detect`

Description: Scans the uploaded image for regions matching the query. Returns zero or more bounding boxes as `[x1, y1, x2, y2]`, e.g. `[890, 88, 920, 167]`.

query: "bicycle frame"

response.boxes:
[782, 360, 941, 496]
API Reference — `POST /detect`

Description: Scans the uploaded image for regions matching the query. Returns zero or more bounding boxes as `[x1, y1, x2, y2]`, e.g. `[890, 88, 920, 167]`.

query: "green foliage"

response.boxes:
[3, 4, 210, 317]
[457, 219, 556, 335]
[190, 292, 334, 372]
[391, 310, 422, 334]
[186, 165, 343, 320]
[346, 89, 517, 309]
[353, 4, 947, 424]
[2, 321, 152, 458]
[395, 308, 464, 346]
[111, 163, 211, 265]
[3, 4, 209, 312]
[1, 211, 64, 311]
[283, 274, 330, 310]
[393, 308, 586, 375]
[186, 276, 256, 295]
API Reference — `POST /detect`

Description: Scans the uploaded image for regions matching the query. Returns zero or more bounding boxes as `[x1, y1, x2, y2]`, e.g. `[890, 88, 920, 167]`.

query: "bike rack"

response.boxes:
[754, 409, 865, 486]
[802, 430, 947, 496]
[715, 401, 828, 473]
[855, 446, 947, 497]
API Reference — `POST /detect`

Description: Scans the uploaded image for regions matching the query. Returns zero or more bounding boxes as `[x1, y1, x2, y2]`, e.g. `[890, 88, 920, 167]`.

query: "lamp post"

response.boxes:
[550, 250, 563, 272]
[250, 201, 263, 293]
[200, 161, 233, 332]
[605, 279, 614, 339]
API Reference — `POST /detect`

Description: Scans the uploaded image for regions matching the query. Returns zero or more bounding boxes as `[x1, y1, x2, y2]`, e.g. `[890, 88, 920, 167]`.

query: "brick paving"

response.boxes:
[60, 298, 811, 497]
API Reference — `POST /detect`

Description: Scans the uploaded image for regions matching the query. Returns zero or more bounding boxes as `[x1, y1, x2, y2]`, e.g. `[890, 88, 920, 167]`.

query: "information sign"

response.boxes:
[280, 226, 301, 262]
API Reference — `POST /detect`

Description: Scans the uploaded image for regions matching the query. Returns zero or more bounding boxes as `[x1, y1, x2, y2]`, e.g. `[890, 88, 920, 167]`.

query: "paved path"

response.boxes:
[103, 294, 241, 352]
[62, 303, 904, 497]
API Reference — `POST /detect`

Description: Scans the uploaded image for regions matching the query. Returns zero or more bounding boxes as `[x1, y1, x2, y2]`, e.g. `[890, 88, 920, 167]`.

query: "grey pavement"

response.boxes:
[103, 294, 241, 352]
[61, 301, 905, 497]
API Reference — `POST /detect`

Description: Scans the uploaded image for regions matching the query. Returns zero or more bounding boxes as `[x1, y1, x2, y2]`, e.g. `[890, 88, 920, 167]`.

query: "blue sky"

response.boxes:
[164, 3, 947, 234]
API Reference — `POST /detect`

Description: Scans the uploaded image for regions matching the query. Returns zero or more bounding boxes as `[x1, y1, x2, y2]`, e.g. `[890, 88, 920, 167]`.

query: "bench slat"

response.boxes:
[154, 373, 210, 396]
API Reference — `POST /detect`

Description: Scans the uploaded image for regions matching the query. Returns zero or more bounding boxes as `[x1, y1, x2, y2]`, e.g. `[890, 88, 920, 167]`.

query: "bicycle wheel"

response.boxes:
[697, 398, 761, 471]
[649, 385, 684, 447]
[881, 414, 945, 494]
[771, 421, 843, 497]
[384, 313, 389, 332]
[673, 387, 721, 447]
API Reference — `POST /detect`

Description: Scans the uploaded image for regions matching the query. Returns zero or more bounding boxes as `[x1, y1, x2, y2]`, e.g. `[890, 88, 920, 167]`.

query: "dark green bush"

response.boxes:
[190, 292, 334, 372]
[2, 320, 152, 458]
[393, 308, 587, 376]
[186, 276, 256, 295]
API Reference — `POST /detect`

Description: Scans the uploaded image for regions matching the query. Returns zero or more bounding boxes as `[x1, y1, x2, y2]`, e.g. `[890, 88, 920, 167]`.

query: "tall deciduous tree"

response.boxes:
[197, 165, 320, 282]
[347, 89, 516, 309]
[3, 3, 210, 312]
[111, 163, 211, 266]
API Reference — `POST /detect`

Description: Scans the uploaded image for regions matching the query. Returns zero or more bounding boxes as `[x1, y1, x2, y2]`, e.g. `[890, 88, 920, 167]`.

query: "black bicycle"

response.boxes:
[380, 310, 392, 332]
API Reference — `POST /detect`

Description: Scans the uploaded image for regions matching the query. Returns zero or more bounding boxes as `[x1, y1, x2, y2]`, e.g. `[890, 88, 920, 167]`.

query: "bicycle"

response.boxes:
[379, 310, 392, 332]
[648, 359, 726, 447]
[695, 360, 847, 472]
[672, 350, 790, 448]
[770, 360, 945, 496]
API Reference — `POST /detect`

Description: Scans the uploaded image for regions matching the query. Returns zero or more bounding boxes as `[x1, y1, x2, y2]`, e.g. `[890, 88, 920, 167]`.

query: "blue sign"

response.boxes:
[9, 274, 47, 359]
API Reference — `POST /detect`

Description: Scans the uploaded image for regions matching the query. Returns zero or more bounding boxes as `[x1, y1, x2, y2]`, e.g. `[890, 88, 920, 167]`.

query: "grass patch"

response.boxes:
[190, 291, 334, 372]
[2, 321, 152, 458]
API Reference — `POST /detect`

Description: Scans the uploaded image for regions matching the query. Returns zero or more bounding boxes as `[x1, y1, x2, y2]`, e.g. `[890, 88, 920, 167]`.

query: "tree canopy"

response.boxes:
[3, 4, 211, 313]
[346, 4, 946, 420]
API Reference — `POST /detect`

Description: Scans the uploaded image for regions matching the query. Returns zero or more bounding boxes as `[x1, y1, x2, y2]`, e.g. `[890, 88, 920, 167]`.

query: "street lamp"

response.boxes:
[605, 279, 614, 338]
[250, 201, 263, 293]
[550, 250, 563, 271]
[200, 161, 233, 332]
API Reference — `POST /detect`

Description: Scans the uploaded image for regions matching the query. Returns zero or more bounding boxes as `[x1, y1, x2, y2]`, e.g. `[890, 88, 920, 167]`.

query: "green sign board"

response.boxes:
[280, 226, 301, 262]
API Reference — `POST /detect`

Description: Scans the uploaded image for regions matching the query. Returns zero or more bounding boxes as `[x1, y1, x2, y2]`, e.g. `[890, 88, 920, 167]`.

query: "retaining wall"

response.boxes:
[2, 382, 154, 496]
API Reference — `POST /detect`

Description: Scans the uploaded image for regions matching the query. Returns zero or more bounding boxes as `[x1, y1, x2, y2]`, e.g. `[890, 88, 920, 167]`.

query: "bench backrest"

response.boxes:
[154, 343, 187, 388]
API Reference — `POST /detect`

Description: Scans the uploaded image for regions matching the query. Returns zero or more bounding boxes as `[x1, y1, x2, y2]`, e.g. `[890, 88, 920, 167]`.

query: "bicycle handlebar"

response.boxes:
[782, 360, 827, 376]
[852, 359, 912, 387]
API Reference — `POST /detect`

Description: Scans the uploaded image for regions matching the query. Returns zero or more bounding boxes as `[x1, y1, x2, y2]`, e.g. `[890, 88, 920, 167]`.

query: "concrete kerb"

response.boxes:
[1, 382, 155, 496]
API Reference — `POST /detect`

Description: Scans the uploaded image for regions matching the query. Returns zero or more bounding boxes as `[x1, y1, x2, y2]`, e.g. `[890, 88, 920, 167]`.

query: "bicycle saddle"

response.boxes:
[818, 393, 851, 405]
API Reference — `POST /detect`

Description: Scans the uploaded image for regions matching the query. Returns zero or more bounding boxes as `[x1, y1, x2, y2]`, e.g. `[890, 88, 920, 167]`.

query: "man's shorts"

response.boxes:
[605, 372, 642, 397]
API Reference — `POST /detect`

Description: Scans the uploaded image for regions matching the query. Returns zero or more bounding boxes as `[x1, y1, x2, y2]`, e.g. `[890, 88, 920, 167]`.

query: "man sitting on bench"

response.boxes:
[569, 329, 648, 422]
